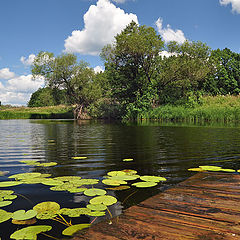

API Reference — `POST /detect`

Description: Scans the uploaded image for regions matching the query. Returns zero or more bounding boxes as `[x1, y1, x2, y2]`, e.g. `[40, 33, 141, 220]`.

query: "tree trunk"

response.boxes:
[73, 104, 91, 120]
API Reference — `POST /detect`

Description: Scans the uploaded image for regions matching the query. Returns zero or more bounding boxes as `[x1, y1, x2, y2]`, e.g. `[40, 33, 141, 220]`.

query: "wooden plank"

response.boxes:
[73, 172, 240, 240]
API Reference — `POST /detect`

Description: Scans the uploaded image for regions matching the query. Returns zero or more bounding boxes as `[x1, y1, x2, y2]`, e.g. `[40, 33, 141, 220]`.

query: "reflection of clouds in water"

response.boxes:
[73, 192, 123, 217]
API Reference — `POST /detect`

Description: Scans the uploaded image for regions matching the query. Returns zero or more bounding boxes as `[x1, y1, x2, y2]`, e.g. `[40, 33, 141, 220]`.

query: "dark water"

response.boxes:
[1, 119, 240, 239]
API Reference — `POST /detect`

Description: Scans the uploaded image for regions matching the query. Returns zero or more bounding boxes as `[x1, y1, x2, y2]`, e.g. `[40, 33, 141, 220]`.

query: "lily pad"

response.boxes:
[53, 176, 82, 182]
[132, 181, 157, 188]
[33, 202, 60, 219]
[220, 168, 235, 173]
[0, 209, 13, 223]
[121, 169, 138, 175]
[58, 208, 91, 217]
[0, 181, 22, 187]
[84, 188, 106, 197]
[12, 218, 37, 225]
[90, 195, 117, 206]
[106, 186, 131, 191]
[62, 224, 90, 236]
[109, 175, 140, 181]
[19, 160, 40, 166]
[102, 179, 127, 186]
[188, 168, 204, 172]
[123, 158, 133, 162]
[9, 173, 41, 180]
[199, 166, 222, 171]
[74, 179, 99, 185]
[12, 210, 37, 221]
[36, 162, 57, 167]
[0, 200, 12, 207]
[20, 178, 50, 184]
[68, 188, 88, 193]
[86, 204, 107, 211]
[41, 179, 64, 186]
[88, 211, 106, 217]
[107, 171, 127, 177]
[140, 176, 167, 182]
[10, 225, 52, 240]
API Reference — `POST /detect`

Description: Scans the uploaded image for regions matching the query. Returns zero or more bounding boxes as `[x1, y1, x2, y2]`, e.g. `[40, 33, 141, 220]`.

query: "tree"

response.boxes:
[156, 41, 214, 105]
[101, 21, 164, 118]
[31, 52, 102, 119]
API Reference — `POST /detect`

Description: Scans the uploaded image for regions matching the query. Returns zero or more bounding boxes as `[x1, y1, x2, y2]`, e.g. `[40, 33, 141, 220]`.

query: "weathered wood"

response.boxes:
[74, 172, 240, 239]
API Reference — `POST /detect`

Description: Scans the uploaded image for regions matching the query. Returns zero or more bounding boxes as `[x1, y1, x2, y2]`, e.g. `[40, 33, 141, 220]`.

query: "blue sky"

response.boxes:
[0, 0, 240, 105]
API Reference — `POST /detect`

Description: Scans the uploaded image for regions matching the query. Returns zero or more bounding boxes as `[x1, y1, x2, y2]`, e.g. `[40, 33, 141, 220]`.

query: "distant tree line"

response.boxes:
[29, 21, 240, 120]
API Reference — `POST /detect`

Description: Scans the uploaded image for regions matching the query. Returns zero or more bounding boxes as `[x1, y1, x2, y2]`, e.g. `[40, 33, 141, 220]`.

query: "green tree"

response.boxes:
[31, 52, 102, 118]
[156, 41, 213, 105]
[101, 21, 164, 119]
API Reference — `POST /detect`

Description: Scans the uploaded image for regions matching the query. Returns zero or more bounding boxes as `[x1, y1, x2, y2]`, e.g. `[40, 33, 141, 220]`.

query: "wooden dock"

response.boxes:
[73, 172, 240, 240]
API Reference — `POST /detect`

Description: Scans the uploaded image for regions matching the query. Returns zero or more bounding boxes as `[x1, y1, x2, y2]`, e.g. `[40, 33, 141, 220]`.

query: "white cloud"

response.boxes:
[64, 0, 138, 55]
[0, 68, 15, 79]
[94, 65, 104, 73]
[0, 74, 44, 105]
[220, 0, 240, 14]
[156, 18, 186, 44]
[20, 54, 36, 66]
[112, 0, 127, 3]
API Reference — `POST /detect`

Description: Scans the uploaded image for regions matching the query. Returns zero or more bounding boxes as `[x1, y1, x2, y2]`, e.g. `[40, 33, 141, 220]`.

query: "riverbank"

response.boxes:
[0, 105, 73, 119]
[138, 95, 240, 123]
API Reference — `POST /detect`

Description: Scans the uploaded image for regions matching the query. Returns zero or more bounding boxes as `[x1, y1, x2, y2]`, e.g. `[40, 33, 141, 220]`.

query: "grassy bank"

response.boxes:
[139, 95, 240, 123]
[0, 105, 74, 120]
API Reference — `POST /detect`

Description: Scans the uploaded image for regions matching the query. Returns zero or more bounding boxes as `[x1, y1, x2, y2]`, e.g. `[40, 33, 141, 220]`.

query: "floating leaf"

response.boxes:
[123, 158, 133, 162]
[41, 179, 64, 186]
[20, 178, 50, 184]
[199, 166, 222, 171]
[220, 168, 235, 173]
[108, 175, 140, 181]
[0, 209, 12, 223]
[10, 225, 52, 240]
[188, 168, 204, 172]
[62, 224, 90, 236]
[86, 204, 107, 211]
[12, 210, 37, 221]
[140, 176, 167, 182]
[12, 218, 36, 225]
[0, 201, 12, 207]
[121, 169, 138, 175]
[74, 179, 99, 185]
[107, 171, 126, 177]
[88, 211, 106, 217]
[132, 182, 157, 188]
[84, 188, 106, 197]
[0, 171, 9, 176]
[0, 181, 22, 187]
[58, 208, 91, 217]
[33, 202, 60, 220]
[102, 179, 127, 186]
[53, 176, 82, 182]
[19, 160, 40, 166]
[90, 195, 117, 206]
[9, 173, 41, 180]
[36, 162, 57, 167]
[106, 186, 131, 191]
[68, 188, 88, 193]
[72, 157, 87, 160]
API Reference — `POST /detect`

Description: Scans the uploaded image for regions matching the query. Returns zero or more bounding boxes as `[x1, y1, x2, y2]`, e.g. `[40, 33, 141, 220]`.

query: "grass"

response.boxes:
[0, 105, 74, 120]
[138, 95, 240, 123]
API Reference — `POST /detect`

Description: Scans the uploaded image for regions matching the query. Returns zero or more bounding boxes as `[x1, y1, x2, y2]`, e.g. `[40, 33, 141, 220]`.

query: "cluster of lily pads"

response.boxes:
[0, 158, 167, 239]
[188, 165, 238, 173]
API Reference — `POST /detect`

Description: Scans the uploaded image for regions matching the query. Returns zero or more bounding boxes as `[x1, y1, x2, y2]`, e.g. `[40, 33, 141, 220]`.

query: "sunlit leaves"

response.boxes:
[0, 181, 22, 187]
[102, 179, 127, 186]
[132, 182, 157, 188]
[33, 202, 60, 220]
[58, 208, 91, 217]
[72, 157, 87, 160]
[62, 224, 90, 236]
[123, 158, 133, 162]
[90, 195, 117, 206]
[84, 188, 106, 197]
[10, 225, 52, 240]
[0, 201, 12, 207]
[19, 160, 57, 167]
[140, 176, 167, 182]
[0, 209, 13, 223]
[9, 173, 41, 180]
[86, 204, 107, 211]
[12, 210, 37, 221]
[106, 186, 130, 191]
[188, 165, 236, 173]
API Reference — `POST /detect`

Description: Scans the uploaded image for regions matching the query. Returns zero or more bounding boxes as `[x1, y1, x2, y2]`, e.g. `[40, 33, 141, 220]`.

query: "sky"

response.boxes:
[0, 0, 240, 106]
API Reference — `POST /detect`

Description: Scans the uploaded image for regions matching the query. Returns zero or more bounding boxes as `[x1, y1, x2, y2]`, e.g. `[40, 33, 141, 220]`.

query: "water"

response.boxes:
[1, 119, 240, 239]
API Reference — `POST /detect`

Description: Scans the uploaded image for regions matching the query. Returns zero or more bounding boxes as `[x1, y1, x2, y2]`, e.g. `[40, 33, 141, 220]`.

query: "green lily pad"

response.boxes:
[20, 178, 50, 184]
[74, 179, 99, 185]
[41, 179, 64, 186]
[68, 188, 88, 193]
[140, 176, 167, 182]
[188, 168, 204, 172]
[62, 224, 90, 236]
[58, 208, 91, 217]
[84, 188, 106, 197]
[36, 162, 57, 167]
[86, 204, 107, 211]
[107, 171, 127, 177]
[10, 225, 52, 240]
[0, 171, 9, 176]
[123, 158, 133, 162]
[0, 200, 12, 207]
[72, 157, 87, 160]
[121, 169, 138, 175]
[132, 181, 157, 188]
[33, 202, 60, 220]
[220, 168, 235, 173]
[12, 210, 37, 221]
[199, 166, 222, 171]
[108, 175, 140, 181]
[53, 176, 82, 182]
[88, 211, 106, 217]
[0, 209, 13, 223]
[19, 160, 40, 166]
[9, 173, 41, 180]
[0, 181, 22, 187]
[12, 218, 37, 225]
[90, 195, 117, 206]
[102, 179, 127, 186]
[0, 190, 14, 198]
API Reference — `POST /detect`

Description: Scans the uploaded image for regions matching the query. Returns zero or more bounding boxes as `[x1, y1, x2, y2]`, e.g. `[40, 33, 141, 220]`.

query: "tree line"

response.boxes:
[29, 21, 240, 120]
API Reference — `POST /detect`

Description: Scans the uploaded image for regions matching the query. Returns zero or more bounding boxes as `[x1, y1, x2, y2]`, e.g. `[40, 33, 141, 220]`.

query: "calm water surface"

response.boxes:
[1, 119, 240, 239]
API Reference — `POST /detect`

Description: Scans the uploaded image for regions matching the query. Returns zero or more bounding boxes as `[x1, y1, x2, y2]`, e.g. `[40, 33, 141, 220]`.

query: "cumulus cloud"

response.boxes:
[156, 18, 186, 44]
[220, 0, 240, 14]
[64, 0, 138, 55]
[112, 0, 127, 3]
[0, 74, 44, 105]
[0, 68, 15, 79]
[94, 66, 104, 73]
[20, 54, 36, 66]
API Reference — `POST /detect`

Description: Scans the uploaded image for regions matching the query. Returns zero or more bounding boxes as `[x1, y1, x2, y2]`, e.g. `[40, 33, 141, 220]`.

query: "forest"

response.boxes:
[29, 21, 240, 121]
